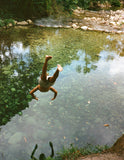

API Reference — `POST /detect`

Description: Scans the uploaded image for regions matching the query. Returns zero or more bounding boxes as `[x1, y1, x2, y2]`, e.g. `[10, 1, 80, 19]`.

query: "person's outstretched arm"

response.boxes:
[30, 85, 39, 100]
[50, 87, 57, 100]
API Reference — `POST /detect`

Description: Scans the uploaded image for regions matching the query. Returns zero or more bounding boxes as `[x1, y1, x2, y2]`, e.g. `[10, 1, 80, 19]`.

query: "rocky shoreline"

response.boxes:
[1, 9, 124, 34]
[35, 8, 124, 34]
[72, 8, 124, 34]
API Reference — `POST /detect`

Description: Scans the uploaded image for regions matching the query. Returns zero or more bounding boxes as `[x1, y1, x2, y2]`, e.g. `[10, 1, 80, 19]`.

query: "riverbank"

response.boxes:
[35, 8, 124, 34]
[42, 134, 124, 160]
[0, 8, 124, 34]
[72, 8, 124, 34]
[77, 134, 124, 160]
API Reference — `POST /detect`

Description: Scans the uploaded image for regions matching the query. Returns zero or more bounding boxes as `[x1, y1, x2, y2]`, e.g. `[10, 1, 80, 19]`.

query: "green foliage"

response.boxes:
[57, 144, 81, 160]
[60, 0, 78, 12]
[57, 144, 109, 160]
[110, 0, 121, 7]
[78, 0, 91, 9]
[0, 19, 15, 28]
[0, 0, 122, 19]
[0, 19, 4, 27]
[46, 157, 55, 160]
[79, 144, 109, 155]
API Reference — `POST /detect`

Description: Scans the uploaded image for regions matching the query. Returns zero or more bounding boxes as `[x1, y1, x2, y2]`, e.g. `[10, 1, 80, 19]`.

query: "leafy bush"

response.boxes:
[3, 19, 15, 26]
[110, 0, 121, 7]
[60, 0, 78, 11]
[0, 19, 4, 27]
[0, 0, 122, 19]
[0, 18, 15, 28]
[78, 0, 91, 9]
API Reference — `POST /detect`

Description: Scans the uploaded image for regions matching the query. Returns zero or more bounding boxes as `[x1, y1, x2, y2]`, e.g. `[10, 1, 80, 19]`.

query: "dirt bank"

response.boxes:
[78, 134, 124, 160]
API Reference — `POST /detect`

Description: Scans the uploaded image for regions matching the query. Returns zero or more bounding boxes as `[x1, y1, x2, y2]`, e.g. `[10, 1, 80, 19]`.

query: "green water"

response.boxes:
[0, 26, 124, 159]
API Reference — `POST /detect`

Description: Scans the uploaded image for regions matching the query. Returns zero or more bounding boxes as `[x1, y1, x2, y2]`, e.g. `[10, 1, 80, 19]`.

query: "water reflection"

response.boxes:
[0, 27, 124, 160]
[109, 58, 124, 75]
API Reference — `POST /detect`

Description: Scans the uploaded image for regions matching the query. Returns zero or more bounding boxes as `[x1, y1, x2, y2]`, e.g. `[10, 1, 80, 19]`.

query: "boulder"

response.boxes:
[14, 20, 17, 25]
[17, 21, 28, 26]
[81, 26, 88, 30]
[64, 25, 71, 29]
[27, 19, 33, 24]
[8, 23, 13, 27]
[72, 23, 79, 29]
[109, 21, 116, 26]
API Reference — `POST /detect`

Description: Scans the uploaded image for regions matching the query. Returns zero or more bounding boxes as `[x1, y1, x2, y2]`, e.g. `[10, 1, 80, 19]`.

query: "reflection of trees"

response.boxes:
[83, 53, 97, 74]
[0, 52, 42, 125]
[0, 27, 121, 125]
[0, 29, 44, 125]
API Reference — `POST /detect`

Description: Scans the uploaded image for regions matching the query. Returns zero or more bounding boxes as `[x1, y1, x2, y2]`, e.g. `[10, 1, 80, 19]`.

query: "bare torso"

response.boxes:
[37, 84, 50, 92]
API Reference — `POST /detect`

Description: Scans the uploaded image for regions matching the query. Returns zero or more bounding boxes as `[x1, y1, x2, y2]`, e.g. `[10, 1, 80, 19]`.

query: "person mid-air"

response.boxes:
[30, 55, 63, 100]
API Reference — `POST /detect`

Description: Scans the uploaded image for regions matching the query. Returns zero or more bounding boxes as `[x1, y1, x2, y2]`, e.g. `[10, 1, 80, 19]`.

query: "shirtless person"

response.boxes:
[30, 55, 63, 101]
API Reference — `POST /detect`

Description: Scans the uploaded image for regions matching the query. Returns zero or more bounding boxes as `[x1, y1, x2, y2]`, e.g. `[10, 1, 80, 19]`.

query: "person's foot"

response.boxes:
[57, 64, 63, 72]
[46, 55, 52, 61]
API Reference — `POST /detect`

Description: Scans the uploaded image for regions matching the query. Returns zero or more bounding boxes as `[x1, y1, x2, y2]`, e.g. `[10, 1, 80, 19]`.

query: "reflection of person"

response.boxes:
[30, 55, 63, 101]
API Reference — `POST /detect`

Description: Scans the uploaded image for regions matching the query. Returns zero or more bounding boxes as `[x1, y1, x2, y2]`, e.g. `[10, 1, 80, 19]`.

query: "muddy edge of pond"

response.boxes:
[78, 134, 124, 160]
[1, 8, 124, 34]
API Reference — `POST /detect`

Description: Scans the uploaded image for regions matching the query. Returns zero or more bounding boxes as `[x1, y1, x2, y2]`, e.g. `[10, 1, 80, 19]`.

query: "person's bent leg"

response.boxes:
[41, 55, 52, 81]
[49, 64, 63, 83]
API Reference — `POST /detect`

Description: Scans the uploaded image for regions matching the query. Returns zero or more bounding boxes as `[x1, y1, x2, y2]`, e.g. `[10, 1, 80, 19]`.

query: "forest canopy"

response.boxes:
[0, 0, 123, 19]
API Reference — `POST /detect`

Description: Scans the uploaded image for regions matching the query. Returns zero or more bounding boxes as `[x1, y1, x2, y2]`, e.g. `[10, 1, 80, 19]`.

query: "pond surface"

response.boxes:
[0, 26, 124, 160]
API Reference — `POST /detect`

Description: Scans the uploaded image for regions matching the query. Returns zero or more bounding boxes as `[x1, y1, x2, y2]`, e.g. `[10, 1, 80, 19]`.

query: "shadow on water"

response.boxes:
[0, 26, 124, 160]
